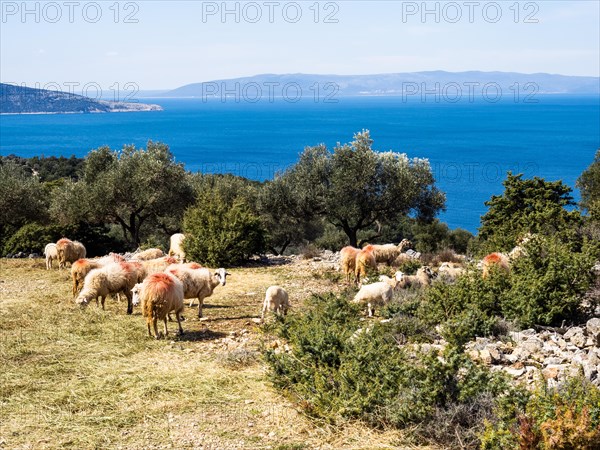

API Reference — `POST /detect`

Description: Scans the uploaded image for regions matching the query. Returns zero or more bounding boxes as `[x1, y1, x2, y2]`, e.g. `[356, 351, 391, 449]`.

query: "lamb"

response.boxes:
[396, 266, 436, 289]
[75, 262, 138, 314]
[352, 281, 395, 317]
[44, 243, 58, 270]
[140, 256, 179, 276]
[340, 246, 361, 283]
[132, 248, 164, 261]
[131, 272, 184, 339]
[168, 233, 186, 262]
[56, 238, 86, 269]
[369, 239, 413, 265]
[165, 266, 229, 318]
[261, 286, 290, 322]
[355, 246, 377, 284]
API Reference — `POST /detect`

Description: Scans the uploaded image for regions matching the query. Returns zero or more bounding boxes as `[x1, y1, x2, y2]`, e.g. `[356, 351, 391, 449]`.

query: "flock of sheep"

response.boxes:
[41, 232, 529, 338]
[43, 234, 288, 339]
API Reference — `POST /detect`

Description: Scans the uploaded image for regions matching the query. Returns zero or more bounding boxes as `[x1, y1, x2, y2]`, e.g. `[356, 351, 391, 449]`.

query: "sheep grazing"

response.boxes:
[75, 262, 138, 314]
[141, 256, 179, 276]
[437, 262, 465, 282]
[165, 266, 229, 318]
[44, 243, 58, 270]
[168, 233, 186, 262]
[355, 246, 377, 284]
[132, 248, 164, 261]
[131, 272, 184, 339]
[397, 266, 436, 289]
[56, 238, 86, 269]
[261, 286, 290, 322]
[340, 246, 361, 283]
[352, 281, 395, 317]
[481, 252, 510, 278]
[369, 239, 413, 265]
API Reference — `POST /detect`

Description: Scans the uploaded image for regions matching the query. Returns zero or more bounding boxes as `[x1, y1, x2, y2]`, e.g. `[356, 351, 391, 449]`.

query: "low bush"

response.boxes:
[264, 293, 516, 448]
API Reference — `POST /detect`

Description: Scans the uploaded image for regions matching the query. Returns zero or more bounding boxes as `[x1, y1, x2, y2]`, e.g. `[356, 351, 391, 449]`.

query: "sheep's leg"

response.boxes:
[163, 318, 168, 337]
[100, 296, 105, 310]
[188, 298, 195, 308]
[368, 303, 374, 317]
[125, 291, 133, 315]
[153, 318, 160, 339]
[261, 303, 267, 322]
[176, 311, 184, 335]
[147, 321, 153, 338]
[197, 297, 204, 318]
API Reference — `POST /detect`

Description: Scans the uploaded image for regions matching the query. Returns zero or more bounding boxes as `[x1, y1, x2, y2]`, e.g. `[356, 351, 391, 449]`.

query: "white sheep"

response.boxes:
[261, 286, 290, 321]
[131, 248, 165, 261]
[140, 256, 179, 276]
[352, 281, 395, 317]
[165, 266, 229, 318]
[131, 272, 184, 339]
[44, 243, 58, 270]
[168, 233, 186, 262]
[437, 262, 465, 282]
[396, 266, 436, 289]
[75, 262, 138, 314]
[369, 239, 413, 265]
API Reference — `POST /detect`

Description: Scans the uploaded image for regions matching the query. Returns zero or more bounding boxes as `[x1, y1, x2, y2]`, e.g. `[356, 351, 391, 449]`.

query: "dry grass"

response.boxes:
[0, 258, 434, 449]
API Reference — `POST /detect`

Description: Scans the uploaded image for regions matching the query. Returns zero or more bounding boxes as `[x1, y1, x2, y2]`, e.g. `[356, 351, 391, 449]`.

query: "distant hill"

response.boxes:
[0, 83, 163, 114]
[164, 71, 600, 98]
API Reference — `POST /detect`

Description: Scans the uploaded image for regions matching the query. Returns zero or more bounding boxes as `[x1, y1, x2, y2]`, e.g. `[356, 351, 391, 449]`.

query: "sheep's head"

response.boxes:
[75, 291, 91, 308]
[398, 239, 412, 251]
[418, 266, 436, 279]
[131, 283, 143, 306]
[214, 268, 230, 286]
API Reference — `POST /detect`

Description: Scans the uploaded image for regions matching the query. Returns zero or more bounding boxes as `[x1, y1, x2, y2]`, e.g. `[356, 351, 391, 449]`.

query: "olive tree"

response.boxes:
[263, 131, 445, 247]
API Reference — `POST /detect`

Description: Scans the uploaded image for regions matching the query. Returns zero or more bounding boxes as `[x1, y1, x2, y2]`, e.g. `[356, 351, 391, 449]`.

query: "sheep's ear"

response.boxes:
[225, 272, 231, 276]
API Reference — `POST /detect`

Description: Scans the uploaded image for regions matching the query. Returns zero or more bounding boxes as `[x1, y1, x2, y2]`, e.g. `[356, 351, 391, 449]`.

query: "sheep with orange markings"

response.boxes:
[355, 246, 377, 284]
[75, 262, 139, 314]
[131, 272, 185, 339]
[56, 238, 86, 269]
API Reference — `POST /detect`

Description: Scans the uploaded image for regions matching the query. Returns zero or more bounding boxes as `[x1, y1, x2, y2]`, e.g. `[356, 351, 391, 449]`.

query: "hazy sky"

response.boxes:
[1, 1, 599, 90]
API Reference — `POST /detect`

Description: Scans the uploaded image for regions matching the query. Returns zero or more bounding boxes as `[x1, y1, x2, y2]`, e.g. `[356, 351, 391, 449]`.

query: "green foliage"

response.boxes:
[51, 142, 195, 247]
[264, 294, 515, 447]
[0, 154, 84, 182]
[183, 188, 265, 266]
[481, 376, 600, 449]
[479, 173, 582, 254]
[2, 222, 126, 256]
[577, 149, 600, 222]
[265, 131, 445, 247]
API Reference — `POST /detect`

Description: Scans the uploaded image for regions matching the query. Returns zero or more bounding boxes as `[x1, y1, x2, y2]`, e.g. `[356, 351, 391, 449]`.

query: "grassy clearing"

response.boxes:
[0, 259, 429, 449]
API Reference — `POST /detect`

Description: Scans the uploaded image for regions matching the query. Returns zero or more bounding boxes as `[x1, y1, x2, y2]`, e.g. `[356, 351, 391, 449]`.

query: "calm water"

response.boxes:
[1, 96, 598, 233]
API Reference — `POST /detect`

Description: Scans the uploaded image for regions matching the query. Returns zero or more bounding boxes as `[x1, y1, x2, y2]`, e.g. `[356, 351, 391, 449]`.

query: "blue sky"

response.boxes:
[1, 1, 599, 90]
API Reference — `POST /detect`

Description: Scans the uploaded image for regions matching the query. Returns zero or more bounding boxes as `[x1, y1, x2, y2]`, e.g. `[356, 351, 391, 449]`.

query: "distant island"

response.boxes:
[0, 83, 163, 115]
[163, 71, 600, 98]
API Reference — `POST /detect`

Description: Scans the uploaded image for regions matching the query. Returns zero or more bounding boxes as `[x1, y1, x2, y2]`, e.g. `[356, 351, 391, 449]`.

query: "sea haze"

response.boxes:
[1, 95, 598, 233]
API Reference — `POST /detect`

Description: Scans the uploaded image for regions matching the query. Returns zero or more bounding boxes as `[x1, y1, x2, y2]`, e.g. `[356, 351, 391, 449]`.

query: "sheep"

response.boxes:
[56, 238, 86, 269]
[352, 281, 395, 317]
[140, 256, 179, 276]
[355, 246, 377, 284]
[71, 258, 103, 297]
[481, 252, 510, 278]
[95, 253, 126, 265]
[377, 271, 405, 285]
[44, 243, 58, 270]
[75, 262, 138, 314]
[397, 266, 436, 289]
[132, 248, 165, 261]
[340, 246, 361, 283]
[369, 239, 413, 265]
[168, 233, 186, 262]
[131, 272, 184, 339]
[165, 266, 229, 318]
[261, 286, 289, 322]
[437, 262, 466, 282]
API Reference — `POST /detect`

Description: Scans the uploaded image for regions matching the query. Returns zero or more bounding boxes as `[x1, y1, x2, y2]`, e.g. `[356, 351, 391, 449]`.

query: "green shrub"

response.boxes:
[183, 190, 265, 267]
[264, 293, 515, 447]
[481, 375, 600, 449]
[3, 222, 125, 256]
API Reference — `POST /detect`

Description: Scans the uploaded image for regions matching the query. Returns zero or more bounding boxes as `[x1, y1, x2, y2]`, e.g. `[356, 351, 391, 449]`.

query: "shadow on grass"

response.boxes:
[178, 329, 228, 342]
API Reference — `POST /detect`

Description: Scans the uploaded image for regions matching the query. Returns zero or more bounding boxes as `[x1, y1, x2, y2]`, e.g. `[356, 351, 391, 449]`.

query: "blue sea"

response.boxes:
[1, 95, 598, 233]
